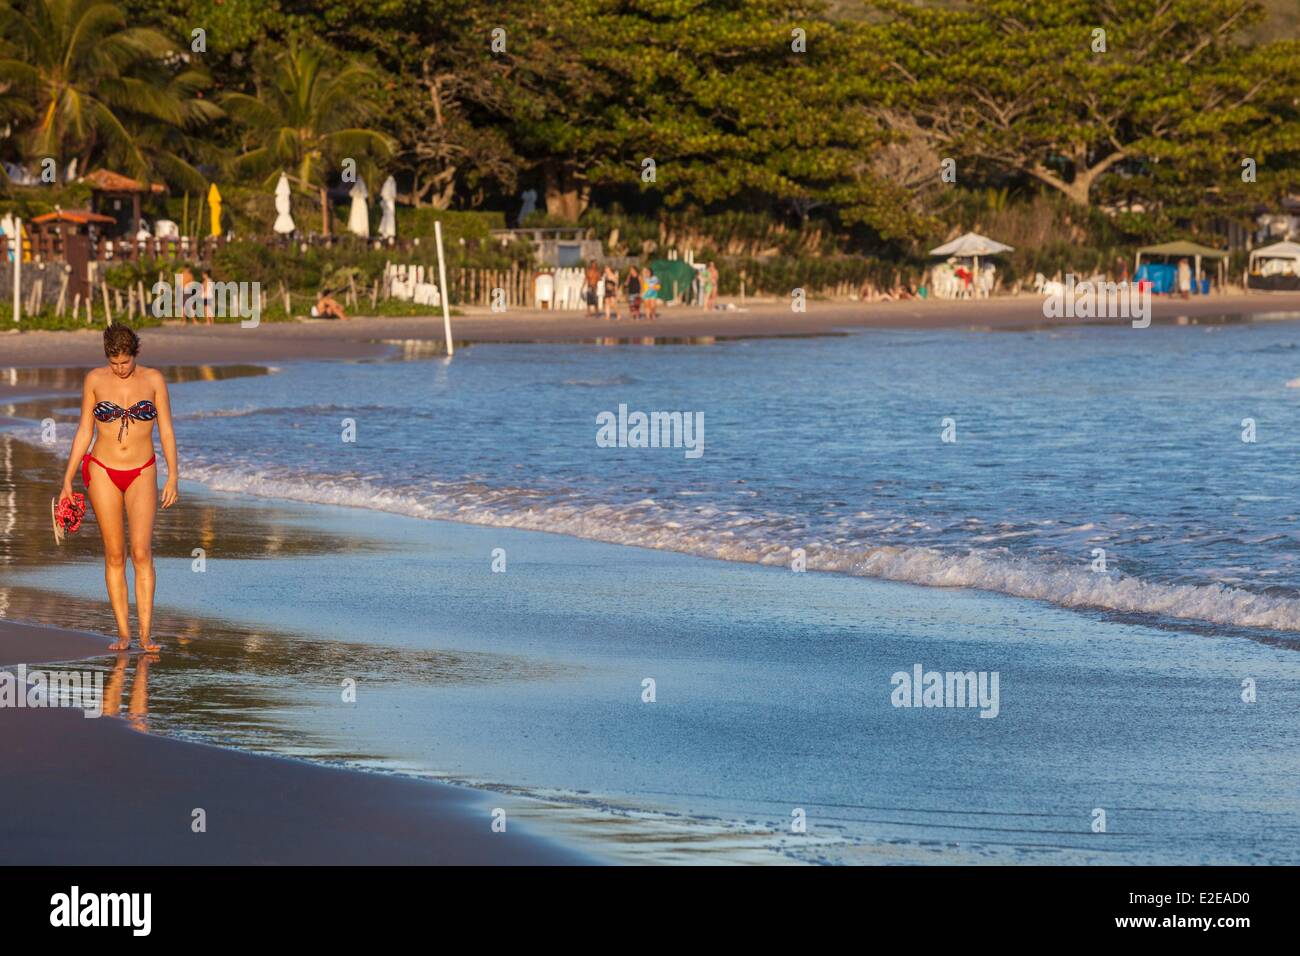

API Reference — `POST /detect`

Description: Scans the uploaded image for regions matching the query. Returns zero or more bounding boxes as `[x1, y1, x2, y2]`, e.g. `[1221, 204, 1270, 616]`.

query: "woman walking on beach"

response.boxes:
[603, 264, 621, 321]
[58, 325, 179, 652]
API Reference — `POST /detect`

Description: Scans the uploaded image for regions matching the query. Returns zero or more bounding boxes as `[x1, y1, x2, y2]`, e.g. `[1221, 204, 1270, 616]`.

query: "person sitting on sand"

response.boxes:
[312, 293, 348, 320]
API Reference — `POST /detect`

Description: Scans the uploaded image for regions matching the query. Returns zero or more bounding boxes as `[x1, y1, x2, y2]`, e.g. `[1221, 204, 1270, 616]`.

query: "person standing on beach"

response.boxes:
[201, 269, 215, 325]
[58, 324, 180, 652]
[603, 264, 620, 321]
[180, 264, 196, 324]
[584, 259, 601, 316]
[1176, 257, 1192, 299]
[626, 265, 642, 319]
[707, 262, 719, 311]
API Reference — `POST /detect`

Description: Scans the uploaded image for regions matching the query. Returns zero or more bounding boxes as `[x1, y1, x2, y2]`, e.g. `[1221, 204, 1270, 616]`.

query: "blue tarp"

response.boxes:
[1136, 264, 1212, 294]
[1135, 263, 1176, 294]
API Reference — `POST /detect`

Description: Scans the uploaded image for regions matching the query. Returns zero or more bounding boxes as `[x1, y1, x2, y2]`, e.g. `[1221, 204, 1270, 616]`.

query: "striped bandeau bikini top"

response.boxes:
[94, 399, 157, 441]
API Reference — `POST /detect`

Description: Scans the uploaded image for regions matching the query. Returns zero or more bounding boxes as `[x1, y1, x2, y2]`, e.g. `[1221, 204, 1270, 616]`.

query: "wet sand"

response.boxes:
[0, 434, 589, 865]
[0, 618, 591, 865]
[3, 291, 1299, 371]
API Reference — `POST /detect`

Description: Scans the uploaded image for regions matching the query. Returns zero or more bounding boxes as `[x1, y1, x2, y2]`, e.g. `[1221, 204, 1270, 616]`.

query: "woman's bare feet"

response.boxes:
[109, 637, 130, 651]
[138, 635, 160, 653]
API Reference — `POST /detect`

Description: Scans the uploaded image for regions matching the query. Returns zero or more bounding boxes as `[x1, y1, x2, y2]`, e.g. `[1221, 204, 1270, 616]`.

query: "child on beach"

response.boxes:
[641, 267, 660, 320]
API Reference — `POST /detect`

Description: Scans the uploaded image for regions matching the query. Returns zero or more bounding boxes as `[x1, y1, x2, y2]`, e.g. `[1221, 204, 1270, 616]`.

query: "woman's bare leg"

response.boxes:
[125, 464, 159, 651]
[86, 461, 130, 650]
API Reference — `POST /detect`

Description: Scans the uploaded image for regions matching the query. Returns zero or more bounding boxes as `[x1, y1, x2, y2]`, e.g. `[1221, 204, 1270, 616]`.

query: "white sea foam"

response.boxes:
[183, 463, 1300, 634]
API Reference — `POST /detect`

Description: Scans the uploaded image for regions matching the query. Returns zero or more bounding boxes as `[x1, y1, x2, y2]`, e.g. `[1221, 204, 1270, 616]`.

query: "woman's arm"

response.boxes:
[60, 375, 96, 501]
[152, 370, 180, 508]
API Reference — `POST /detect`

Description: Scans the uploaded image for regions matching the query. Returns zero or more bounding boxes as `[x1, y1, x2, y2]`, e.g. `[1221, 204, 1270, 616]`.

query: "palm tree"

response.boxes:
[222, 41, 393, 235]
[0, 0, 219, 184]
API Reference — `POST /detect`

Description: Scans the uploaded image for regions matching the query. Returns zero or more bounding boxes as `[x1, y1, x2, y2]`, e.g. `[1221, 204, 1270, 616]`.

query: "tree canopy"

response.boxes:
[0, 0, 1296, 247]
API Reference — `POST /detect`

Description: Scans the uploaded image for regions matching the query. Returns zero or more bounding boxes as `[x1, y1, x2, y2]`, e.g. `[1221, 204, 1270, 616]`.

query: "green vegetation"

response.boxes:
[0, 0, 1296, 268]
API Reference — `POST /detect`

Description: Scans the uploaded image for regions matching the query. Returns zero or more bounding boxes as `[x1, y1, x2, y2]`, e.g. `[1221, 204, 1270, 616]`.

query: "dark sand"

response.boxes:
[3, 291, 1299, 372]
[0, 620, 590, 864]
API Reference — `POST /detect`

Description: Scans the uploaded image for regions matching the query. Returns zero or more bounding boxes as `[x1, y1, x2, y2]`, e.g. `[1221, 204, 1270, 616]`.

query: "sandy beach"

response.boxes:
[4, 291, 1300, 371]
[0, 619, 590, 865]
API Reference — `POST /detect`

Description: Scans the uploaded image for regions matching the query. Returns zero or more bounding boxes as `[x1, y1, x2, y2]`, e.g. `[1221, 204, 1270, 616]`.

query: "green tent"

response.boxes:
[650, 259, 697, 304]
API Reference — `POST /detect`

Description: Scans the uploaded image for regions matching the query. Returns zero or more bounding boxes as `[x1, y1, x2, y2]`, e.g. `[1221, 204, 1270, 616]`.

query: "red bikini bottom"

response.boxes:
[82, 454, 156, 493]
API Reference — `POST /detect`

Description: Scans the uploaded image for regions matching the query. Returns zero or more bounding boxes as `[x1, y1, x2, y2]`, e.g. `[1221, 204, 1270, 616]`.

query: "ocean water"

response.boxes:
[7, 317, 1300, 863]
[135, 320, 1300, 635]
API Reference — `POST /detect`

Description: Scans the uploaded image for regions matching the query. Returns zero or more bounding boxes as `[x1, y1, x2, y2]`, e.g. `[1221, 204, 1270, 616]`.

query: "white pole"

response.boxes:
[433, 219, 454, 357]
[11, 217, 20, 323]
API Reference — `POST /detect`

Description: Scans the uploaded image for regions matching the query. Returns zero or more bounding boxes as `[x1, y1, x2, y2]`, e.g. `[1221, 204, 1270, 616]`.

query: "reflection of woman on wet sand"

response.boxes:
[104, 651, 158, 732]
[58, 325, 179, 652]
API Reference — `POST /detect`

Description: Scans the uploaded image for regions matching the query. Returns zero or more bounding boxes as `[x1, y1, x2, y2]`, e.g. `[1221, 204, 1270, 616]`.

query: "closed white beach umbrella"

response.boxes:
[348, 178, 370, 238]
[379, 176, 397, 240]
[273, 172, 296, 234]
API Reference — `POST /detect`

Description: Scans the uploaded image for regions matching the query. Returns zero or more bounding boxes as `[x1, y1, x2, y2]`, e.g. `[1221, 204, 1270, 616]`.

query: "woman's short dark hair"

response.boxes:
[103, 324, 141, 358]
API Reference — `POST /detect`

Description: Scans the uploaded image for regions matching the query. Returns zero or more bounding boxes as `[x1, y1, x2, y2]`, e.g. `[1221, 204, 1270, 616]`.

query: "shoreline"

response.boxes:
[5, 313, 1300, 864]
[0, 619, 594, 865]
[2, 292, 1299, 371]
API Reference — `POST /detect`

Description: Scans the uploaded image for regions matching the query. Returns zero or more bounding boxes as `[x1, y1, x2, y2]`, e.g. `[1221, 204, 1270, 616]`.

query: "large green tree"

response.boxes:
[286, 0, 525, 210]
[867, 0, 1300, 219]
[494, 0, 920, 237]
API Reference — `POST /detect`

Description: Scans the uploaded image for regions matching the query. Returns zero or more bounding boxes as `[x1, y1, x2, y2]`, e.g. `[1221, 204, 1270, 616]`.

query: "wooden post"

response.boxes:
[11, 216, 20, 323]
[55, 269, 68, 316]
[433, 220, 454, 357]
[102, 278, 113, 326]
[72, 293, 81, 322]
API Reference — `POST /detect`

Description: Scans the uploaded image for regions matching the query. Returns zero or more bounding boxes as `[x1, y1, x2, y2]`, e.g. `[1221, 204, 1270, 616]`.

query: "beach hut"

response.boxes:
[1246, 240, 1300, 293]
[1134, 241, 1228, 294]
[82, 169, 165, 238]
[28, 210, 116, 300]
[929, 232, 1013, 298]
